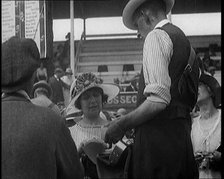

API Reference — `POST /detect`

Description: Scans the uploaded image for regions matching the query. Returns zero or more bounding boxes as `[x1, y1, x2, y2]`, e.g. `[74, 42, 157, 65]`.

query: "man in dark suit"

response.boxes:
[2, 36, 84, 179]
[49, 67, 70, 107]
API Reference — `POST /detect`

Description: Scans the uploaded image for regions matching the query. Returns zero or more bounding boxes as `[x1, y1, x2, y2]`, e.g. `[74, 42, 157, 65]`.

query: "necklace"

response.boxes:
[77, 119, 109, 129]
[198, 110, 220, 151]
[199, 110, 220, 133]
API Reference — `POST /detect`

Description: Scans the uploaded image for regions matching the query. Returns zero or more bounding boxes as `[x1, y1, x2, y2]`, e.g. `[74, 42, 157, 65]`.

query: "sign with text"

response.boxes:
[104, 92, 137, 112]
[2, 1, 16, 42]
[1, 1, 46, 58]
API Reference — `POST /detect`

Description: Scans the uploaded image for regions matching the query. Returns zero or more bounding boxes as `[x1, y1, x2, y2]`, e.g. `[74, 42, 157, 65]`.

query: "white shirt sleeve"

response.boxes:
[143, 29, 173, 105]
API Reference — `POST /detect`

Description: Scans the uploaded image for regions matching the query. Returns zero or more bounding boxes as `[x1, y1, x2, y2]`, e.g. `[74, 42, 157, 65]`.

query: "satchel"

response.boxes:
[178, 47, 199, 110]
[96, 140, 132, 179]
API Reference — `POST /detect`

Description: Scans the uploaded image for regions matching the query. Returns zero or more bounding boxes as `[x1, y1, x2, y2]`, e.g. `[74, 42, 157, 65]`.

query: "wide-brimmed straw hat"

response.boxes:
[199, 73, 221, 108]
[31, 80, 52, 99]
[123, 0, 175, 30]
[66, 72, 120, 116]
[2, 36, 40, 93]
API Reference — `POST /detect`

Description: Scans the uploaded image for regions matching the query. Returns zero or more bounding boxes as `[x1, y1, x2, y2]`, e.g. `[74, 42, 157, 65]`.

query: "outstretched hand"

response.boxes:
[104, 118, 126, 144]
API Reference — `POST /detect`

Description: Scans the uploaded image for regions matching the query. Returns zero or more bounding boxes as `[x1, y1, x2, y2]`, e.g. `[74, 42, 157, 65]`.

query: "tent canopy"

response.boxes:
[52, 0, 221, 19]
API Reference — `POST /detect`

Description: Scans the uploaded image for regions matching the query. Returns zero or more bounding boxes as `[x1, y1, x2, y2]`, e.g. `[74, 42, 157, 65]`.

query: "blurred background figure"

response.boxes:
[202, 51, 216, 76]
[48, 67, 69, 112]
[36, 62, 48, 81]
[126, 80, 138, 92]
[207, 66, 216, 77]
[191, 73, 221, 179]
[66, 72, 120, 178]
[61, 67, 75, 107]
[31, 80, 61, 116]
[117, 108, 127, 116]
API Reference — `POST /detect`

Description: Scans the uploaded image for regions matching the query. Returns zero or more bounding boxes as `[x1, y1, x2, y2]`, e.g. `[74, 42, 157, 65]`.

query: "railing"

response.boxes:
[74, 32, 140, 75]
[85, 33, 139, 40]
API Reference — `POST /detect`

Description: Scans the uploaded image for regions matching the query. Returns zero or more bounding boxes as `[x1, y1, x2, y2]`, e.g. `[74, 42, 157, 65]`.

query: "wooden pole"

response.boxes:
[70, 0, 75, 75]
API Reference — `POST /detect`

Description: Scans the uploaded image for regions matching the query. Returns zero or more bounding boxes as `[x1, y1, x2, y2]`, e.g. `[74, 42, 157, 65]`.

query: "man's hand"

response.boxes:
[104, 119, 126, 144]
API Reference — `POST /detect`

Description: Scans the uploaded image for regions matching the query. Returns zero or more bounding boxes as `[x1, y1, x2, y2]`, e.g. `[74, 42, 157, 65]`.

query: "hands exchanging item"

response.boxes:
[104, 117, 126, 145]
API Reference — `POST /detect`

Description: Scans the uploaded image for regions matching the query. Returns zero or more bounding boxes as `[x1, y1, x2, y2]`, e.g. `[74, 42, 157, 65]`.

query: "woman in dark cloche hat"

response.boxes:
[191, 73, 221, 179]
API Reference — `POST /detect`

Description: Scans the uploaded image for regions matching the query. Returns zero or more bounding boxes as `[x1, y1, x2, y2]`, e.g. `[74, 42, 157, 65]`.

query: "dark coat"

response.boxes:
[48, 76, 65, 104]
[2, 94, 84, 179]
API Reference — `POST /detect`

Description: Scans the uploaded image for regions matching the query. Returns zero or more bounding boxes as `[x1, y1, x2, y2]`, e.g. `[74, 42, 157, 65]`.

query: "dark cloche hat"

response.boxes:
[31, 80, 53, 99]
[2, 36, 40, 93]
[199, 73, 221, 108]
[54, 67, 64, 74]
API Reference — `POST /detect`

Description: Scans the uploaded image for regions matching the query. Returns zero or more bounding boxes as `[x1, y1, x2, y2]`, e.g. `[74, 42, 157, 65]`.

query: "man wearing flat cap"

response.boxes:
[2, 36, 84, 179]
[105, 0, 199, 178]
[31, 80, 61, 116]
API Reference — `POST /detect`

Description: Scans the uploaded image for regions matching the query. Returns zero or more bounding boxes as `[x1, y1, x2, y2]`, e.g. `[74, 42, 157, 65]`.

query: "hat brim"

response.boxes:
[2, 78, 31, 94]
[122, 0, 175, 30]
[66, 83, 120, 116]
[199, 74, 221, 107]
[54, 68, 63, 74]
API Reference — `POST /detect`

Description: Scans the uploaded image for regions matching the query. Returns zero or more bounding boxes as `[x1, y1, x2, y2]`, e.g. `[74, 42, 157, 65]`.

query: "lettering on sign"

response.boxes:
[2, 1, 46, 58]
[105, 92, 137, 110]
[25, 1, 40, 41]
[2, 1, 16, 42]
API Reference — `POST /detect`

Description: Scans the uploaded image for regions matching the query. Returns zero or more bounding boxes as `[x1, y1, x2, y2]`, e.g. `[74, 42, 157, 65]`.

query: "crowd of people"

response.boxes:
[2, 0, 221, 179]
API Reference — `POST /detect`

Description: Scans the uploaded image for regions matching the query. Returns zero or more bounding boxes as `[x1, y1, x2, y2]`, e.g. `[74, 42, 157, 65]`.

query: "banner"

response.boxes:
[2, 1, 16, 42]
[104, 92, 137, 112]
[1, 0, 46, 58]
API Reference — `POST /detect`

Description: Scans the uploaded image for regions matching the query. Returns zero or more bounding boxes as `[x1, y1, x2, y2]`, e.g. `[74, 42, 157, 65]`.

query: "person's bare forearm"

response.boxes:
[118, 100, 167, 131]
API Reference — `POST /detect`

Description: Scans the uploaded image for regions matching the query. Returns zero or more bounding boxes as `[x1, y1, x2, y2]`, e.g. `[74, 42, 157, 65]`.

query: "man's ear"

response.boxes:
[143, 10, 154, 25]
[206, 86, 214, 97]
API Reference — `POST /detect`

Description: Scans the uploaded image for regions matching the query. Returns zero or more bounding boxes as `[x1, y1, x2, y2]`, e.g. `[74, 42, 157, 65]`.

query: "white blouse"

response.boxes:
[69, 121, 108, 150]
[191, 109, 221, 153]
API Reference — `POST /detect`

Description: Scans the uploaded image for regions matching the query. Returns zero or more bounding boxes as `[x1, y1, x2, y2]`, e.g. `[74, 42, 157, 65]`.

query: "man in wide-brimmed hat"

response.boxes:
[105, 0, 199, 178]
[2, 36, 84, 179]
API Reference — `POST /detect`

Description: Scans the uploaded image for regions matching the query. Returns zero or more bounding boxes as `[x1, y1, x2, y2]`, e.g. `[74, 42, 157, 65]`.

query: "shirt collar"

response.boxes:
[154, 19, 170, 29]
[54, 74, 60, 81]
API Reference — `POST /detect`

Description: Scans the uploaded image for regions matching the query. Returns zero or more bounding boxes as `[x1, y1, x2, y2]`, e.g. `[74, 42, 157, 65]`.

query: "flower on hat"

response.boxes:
[71, 72, 103, 98]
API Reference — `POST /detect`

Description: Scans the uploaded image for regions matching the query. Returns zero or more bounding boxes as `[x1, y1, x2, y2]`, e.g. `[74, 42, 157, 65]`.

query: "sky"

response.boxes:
[53, 12, 221, 41]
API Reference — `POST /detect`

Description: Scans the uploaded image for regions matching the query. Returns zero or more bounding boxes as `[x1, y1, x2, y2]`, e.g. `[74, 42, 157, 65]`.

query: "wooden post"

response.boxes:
[70, 0, 75, 75]
[84, 18, 86, 40]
